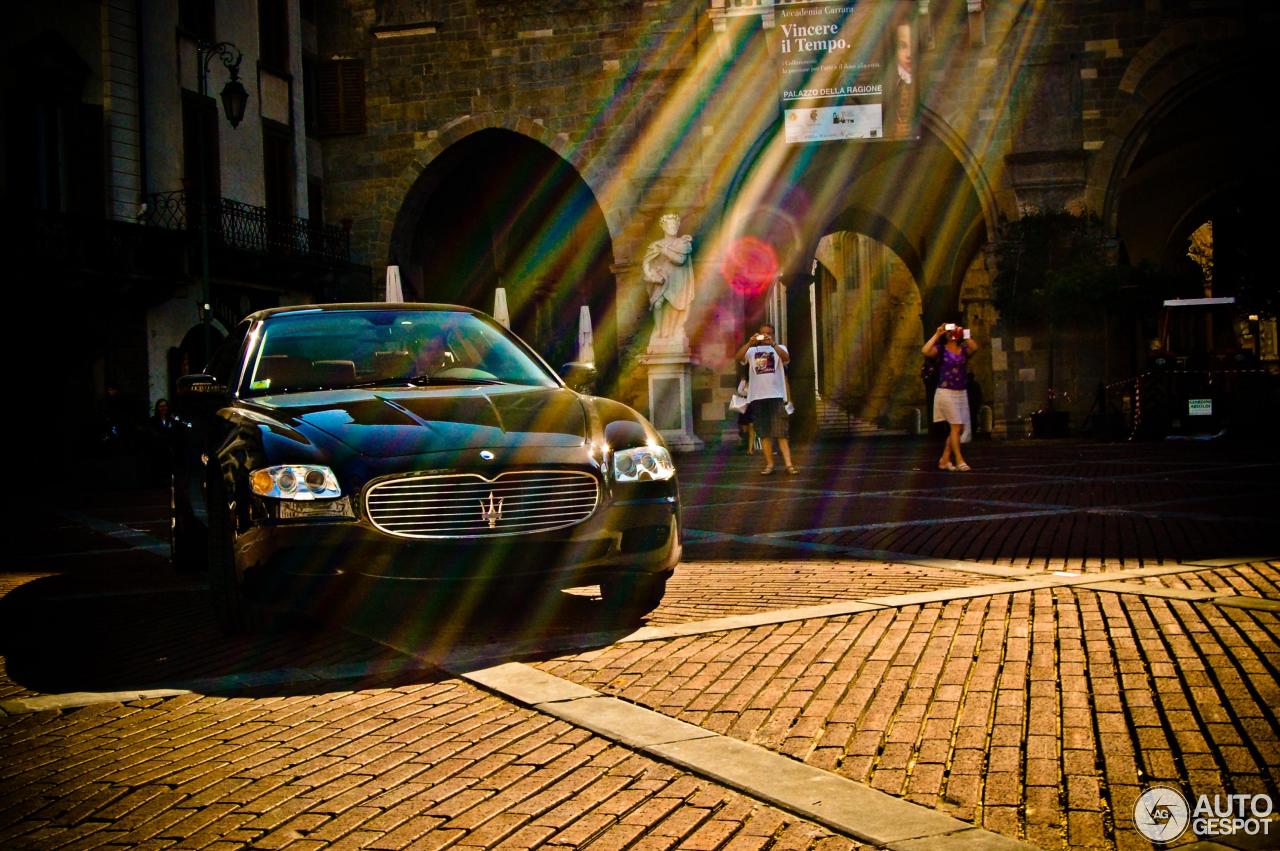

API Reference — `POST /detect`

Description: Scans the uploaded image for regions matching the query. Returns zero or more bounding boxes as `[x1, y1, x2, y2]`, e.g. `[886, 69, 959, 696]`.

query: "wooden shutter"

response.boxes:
[316, 59, 365, 136]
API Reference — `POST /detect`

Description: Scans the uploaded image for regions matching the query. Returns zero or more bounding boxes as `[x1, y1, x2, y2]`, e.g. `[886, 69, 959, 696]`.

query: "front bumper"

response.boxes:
[236, 484, 680, 591]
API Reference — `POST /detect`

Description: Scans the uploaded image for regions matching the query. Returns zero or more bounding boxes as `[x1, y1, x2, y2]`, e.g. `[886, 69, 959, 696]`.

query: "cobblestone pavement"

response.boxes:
[679, 440, 1276, 569]
[1, 439, 1277, 850]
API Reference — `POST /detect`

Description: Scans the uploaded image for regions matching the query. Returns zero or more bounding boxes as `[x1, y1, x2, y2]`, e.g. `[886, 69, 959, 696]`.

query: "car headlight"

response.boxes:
[612, 445, 675, 483]
[250, 465, 341, 500]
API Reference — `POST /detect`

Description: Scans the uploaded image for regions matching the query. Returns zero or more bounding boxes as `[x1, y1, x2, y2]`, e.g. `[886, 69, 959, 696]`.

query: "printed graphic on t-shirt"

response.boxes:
[753, 350, 777, 374]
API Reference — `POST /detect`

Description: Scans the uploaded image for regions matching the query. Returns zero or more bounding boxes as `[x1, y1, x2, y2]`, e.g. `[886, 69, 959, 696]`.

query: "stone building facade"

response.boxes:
[315, 0, 1277, 441]
[6, 0, 363, 479]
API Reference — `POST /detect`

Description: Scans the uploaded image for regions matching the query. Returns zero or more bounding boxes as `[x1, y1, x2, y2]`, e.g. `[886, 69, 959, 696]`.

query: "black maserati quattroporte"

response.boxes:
[171, 304, 680, 632]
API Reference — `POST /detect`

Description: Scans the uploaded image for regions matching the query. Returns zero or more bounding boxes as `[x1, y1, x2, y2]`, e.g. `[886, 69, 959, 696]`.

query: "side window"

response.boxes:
[208, 322, 250, 385]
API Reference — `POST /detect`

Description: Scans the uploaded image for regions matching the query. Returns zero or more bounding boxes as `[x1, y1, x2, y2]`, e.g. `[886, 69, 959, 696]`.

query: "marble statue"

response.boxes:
[642, 213, 695, 352]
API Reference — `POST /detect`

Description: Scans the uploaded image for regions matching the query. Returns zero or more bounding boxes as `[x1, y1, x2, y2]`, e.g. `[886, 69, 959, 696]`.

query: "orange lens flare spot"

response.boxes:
[721, 237, 778, 297]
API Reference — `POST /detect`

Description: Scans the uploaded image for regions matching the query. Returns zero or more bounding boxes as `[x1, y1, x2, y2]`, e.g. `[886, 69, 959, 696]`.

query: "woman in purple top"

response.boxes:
[922, 323, 980, 471]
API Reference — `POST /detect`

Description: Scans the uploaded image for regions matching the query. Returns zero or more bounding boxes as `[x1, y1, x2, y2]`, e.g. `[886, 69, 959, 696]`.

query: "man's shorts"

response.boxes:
[749, 397, 789, 438]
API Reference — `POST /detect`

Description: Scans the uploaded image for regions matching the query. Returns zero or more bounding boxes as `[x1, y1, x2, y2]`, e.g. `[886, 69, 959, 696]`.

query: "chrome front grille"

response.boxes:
[365, 470, 600, 539]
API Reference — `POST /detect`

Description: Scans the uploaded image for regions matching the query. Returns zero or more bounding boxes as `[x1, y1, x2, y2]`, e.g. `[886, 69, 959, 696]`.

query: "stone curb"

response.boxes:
[0, 688, 191, 716]
[613, 558, 1276, 644]
[456, 661, 1038, 849]
[1078, 581, 1222, 601]
[1213, 595, 1280, 612]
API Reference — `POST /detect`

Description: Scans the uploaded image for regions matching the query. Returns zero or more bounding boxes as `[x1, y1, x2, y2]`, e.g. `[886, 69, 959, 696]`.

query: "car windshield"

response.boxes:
[241, 309, 558, 396]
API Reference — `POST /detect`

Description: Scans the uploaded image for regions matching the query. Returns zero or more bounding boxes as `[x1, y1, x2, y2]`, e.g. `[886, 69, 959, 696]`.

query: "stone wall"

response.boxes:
[315, 0, 1273, 440]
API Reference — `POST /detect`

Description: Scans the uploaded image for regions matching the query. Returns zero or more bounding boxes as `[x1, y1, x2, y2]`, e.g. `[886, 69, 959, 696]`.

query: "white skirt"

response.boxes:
[933, 388, 970, 426]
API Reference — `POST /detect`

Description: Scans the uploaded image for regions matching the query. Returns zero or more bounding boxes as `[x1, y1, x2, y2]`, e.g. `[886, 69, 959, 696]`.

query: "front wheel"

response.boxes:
[600, 571, 669, 620]
[207, 486, 272, 634]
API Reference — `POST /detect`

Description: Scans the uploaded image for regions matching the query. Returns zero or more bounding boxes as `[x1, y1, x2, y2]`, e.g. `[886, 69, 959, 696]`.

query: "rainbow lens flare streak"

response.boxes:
[354, 2, 1055, 636]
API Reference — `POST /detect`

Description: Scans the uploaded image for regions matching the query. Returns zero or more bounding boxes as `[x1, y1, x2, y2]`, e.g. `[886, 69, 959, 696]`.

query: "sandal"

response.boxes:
[956, 463, 971, 472]
[938, 462, 957, 471]
[786, 466, 799, 475]
[760, 467, 775, 476]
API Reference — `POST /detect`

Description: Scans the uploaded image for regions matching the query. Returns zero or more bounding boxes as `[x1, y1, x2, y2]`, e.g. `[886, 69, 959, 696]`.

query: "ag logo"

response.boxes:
[1135, 786, 1190, 842]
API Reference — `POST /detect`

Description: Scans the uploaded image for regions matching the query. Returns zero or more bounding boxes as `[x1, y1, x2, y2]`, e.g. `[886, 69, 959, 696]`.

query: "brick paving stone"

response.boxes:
[5, 444, 1279, 850]
[536, 578, 1280, 849]
[0, 672, 874, 851]
[366, 815, 449, 849]
[304, 806, 381, 843]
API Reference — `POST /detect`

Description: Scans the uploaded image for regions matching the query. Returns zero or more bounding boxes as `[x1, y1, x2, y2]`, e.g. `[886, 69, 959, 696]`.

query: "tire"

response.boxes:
[207, 484, 272, 634]
[600, 571, 669, 620]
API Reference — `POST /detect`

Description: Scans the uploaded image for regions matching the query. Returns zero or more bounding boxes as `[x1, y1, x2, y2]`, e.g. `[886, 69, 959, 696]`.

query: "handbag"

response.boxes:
[729, 393, 749, 414]
[920, 356, 939, 385]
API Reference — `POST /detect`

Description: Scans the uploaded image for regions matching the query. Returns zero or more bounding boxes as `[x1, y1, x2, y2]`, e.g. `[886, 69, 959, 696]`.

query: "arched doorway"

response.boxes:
[812, 231, 924, 428]
[721, 115, 989, 317]
[1109, 56, 1280, 372]
[388, 129, 618, 383]
[1113, 71, 1277, 289]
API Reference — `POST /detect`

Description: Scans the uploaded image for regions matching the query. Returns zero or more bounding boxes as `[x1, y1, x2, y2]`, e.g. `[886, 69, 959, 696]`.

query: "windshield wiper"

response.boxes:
[344, 375, 427, 389]
[426, 376, 506, 385]
[345, 373, 507, 389]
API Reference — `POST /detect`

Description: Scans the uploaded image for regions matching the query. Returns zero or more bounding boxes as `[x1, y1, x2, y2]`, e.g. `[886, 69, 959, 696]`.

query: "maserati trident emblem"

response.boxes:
[480, 492, 504, 528]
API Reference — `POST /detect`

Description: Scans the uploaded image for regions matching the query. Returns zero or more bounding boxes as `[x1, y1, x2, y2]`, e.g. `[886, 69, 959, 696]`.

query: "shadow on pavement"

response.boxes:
[0, 569, 642, 700]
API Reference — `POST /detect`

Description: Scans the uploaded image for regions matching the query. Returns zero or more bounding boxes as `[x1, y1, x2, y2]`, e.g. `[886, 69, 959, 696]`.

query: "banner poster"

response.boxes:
[770, 1, 919, 144]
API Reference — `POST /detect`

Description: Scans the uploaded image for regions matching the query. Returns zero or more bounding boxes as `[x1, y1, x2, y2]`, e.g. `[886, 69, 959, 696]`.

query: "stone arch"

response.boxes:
[379, 114, 596, 269]
[716, 106, 993, 332]
[1090, 18, 1245, 231]
[1088, 22, 1278, 310]
[378, 120, 620, 380]
[816, 207, 922, 284]
[918, 106, 1002, 244]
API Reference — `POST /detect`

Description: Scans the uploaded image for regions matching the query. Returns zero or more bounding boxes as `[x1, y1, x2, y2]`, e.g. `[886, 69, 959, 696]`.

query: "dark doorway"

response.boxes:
[394, 130, 617, 387]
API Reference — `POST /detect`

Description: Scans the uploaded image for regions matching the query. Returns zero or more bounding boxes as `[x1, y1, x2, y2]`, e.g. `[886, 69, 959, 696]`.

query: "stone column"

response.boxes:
[960, 246, 1001, 436]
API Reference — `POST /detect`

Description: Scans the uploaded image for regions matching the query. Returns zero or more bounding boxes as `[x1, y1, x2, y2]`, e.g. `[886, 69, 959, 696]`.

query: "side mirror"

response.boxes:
[559, 362, 598, 394]
[176, 374, 229, 398]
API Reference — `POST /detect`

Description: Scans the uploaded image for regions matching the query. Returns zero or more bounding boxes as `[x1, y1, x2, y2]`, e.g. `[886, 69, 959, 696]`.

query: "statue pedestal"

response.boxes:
[640, 351, 704, 453]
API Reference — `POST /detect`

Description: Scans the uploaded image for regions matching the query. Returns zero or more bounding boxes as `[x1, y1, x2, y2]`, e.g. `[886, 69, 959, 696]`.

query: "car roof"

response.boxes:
[244, 303, 485, 323]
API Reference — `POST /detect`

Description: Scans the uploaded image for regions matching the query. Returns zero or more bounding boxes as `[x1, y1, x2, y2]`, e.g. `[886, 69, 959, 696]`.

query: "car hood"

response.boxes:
[248, 385, 588, 458]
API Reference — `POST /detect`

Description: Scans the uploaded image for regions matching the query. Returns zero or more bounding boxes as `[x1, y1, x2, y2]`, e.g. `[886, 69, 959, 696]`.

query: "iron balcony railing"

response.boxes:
[142, 190, 350, 263]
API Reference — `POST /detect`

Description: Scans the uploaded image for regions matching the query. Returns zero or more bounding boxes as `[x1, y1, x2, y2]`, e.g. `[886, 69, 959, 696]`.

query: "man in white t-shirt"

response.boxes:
[734, 323, 797, 475]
